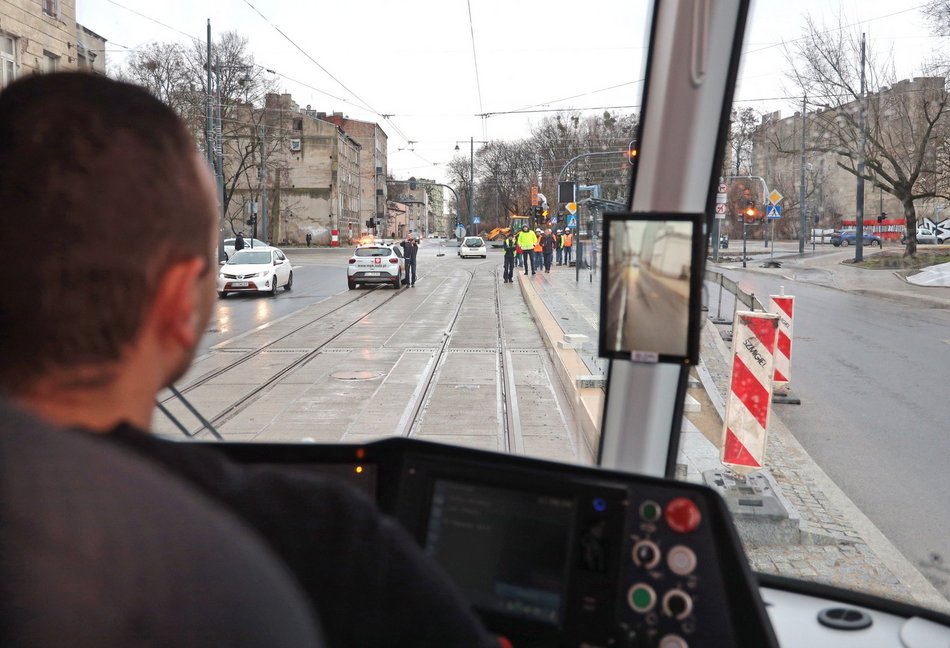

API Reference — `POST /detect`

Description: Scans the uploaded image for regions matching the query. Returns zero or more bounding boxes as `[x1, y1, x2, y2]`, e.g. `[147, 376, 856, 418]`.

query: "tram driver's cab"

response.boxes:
[205, 3, 950, 645]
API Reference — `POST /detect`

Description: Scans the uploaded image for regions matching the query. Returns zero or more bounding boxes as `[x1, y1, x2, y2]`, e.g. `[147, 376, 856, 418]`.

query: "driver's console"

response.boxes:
[214, 438, 776, 647]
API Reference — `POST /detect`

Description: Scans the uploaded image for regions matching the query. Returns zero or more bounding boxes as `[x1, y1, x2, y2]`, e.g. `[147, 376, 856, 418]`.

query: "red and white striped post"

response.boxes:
[331, 229, 340, 247]
[769, 292, 794, 391]
[721, 311, 779, 475]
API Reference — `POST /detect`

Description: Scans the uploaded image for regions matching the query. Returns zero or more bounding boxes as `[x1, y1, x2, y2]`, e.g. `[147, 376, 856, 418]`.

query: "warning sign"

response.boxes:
[721, 311, 779, 475]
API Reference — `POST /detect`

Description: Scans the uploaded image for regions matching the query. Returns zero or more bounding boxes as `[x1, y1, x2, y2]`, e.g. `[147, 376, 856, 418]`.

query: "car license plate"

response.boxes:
[231, 281, 249, 287]
[364, 272, 381, 277]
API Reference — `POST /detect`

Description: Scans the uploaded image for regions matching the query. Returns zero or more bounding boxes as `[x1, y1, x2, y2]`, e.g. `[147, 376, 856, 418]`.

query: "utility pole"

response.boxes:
[799, 93, 806, 255]
[469, 136, 474, 236]
[214, 54, 224, 226]
[855, 32, 867, 262]
[259, 125, 267, 242]
[206, 21, 226, 262]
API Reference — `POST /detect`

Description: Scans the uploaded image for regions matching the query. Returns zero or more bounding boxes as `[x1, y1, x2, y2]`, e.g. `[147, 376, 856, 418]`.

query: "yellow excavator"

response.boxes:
[484, 215, 531, 243]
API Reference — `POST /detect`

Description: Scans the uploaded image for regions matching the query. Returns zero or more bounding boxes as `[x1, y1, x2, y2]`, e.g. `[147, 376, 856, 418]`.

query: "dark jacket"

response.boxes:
[401, 239, 419, 261]
[540, 233, 556, 253]
[503, 238, 517, 258]
[105, 424, 496, 648]
[235, 234, 246, 251]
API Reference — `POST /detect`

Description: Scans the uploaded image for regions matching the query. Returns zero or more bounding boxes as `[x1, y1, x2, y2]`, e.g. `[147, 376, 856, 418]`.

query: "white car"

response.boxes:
[458, 236, 487, 258]
[217, 247, 293, 297]
[348, 244, 406, 289]
[223, 237, 269, 260]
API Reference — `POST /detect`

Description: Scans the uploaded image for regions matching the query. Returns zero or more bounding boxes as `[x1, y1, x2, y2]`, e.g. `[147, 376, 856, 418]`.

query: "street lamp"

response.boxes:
[555, 140, 637, 186]
[455, 137, 488, 235]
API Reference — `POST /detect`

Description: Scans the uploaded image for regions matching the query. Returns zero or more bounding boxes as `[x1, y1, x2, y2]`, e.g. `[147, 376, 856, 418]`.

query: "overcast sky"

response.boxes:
[77, 0, 943, 183]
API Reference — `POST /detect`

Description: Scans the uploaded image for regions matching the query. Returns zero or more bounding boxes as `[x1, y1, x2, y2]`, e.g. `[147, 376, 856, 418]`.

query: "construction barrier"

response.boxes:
[721, 311, 779, 475]
[769, 293, 794, 389]
[331, 229, 339, 247]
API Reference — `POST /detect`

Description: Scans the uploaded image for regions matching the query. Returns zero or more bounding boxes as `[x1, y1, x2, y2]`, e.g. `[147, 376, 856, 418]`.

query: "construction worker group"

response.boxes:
[503, 225, 573, 282]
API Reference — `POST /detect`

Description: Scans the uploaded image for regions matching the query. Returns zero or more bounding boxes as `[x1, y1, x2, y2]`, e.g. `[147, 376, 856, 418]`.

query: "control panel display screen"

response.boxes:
[423, 480, 575, 626]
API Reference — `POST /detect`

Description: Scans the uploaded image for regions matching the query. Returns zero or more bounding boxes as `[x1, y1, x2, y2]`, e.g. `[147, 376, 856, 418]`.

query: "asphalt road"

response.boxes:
[199, 249, 351, 355]
[716, 266, 950, 593]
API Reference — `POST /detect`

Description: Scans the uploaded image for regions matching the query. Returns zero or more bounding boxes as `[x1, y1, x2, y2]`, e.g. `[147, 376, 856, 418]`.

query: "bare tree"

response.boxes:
[783, 15, 950, 256]
[728, 107, 759, 176]
[120, 32, 279, 222]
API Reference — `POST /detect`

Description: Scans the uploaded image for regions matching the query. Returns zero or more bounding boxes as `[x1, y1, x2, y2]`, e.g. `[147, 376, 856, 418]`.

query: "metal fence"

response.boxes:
[705, 268, 766, 324]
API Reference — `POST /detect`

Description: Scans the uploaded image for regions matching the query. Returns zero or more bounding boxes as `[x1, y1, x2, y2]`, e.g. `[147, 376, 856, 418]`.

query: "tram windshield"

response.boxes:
[6, 0, 949, 630]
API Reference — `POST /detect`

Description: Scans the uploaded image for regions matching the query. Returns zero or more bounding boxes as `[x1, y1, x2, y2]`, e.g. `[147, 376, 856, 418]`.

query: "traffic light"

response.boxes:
[628, 142, 638, 160]
[744, 201, 756, 222]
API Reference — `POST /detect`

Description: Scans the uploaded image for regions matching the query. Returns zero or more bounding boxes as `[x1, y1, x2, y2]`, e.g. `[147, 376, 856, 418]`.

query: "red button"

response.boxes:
[665, 497, 701, 533]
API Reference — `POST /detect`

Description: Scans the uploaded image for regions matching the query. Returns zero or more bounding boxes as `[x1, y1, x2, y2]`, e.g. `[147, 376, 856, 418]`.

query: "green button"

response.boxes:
[629, 585, 654, 611]
[641, 501, 660, 521]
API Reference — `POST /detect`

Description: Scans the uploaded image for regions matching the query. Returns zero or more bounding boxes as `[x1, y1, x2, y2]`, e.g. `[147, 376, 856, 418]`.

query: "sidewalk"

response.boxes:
[518, 249, 950, 613]
[715, 241, 950, 308]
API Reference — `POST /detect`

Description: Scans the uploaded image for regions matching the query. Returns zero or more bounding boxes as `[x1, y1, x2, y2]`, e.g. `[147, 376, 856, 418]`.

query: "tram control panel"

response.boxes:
[216, 438, 777, 648]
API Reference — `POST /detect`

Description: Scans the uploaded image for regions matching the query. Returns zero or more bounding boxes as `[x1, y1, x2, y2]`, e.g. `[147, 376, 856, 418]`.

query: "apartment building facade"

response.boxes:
[1, 0, 106, 89]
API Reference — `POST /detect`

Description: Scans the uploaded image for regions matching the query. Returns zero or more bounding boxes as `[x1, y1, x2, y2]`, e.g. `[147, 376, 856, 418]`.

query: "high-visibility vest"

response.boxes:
[533, 239, 542, 252]
[516, 230, 537, 249]
[564, 233, 573, 247]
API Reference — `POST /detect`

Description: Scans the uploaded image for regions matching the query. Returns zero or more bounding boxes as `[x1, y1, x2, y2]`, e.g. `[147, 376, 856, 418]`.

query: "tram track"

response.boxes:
[164, 286, 395, 403]
[164, 255, 522, 446]
[400, 258, 522, 454]
[165, 270, 449, 438]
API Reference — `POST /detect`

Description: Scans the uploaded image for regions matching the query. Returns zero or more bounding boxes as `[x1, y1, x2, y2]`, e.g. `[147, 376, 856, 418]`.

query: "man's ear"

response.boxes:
[148, 258, 207, 350]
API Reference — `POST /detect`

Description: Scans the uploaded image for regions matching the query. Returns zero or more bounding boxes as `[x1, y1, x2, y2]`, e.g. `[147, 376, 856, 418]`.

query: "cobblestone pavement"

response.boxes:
[698, 312, 950, 613]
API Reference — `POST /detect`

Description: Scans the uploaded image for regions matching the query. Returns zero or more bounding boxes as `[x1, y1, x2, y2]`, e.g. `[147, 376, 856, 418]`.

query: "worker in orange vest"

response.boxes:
[533, 228, 543, 270]
[563, 228, 574, 265]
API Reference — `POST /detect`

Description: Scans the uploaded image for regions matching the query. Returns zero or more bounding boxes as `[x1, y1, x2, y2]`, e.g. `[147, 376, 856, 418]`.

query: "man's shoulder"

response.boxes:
[0, 401, 323, 646]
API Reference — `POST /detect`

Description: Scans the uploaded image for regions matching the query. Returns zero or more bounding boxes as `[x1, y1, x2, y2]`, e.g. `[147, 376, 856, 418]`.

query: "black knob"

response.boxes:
[632, 540, 660, 569]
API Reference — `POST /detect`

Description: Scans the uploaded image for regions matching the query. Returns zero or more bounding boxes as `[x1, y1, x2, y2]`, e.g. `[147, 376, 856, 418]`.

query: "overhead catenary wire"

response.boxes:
[103, 0, 424, 152]
[465, 0, 486, 139]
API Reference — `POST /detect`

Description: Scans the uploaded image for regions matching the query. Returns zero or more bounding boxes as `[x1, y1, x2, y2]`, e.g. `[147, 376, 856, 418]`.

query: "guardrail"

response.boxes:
[705, 268, 766, 324]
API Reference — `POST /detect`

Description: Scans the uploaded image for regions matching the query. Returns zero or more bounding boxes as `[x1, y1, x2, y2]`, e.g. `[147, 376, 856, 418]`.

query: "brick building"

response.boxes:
[1, 0, 106, 88]
[225, 93, 362, 246]
[318, 112, 388, 233]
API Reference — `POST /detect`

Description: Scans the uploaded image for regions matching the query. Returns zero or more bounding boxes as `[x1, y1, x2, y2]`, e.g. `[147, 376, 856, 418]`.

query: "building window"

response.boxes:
[42, 0, 59, 17]
[292, 118, 303, 131]
[41, 51, 59, 73]
[1, 35, 15, 89]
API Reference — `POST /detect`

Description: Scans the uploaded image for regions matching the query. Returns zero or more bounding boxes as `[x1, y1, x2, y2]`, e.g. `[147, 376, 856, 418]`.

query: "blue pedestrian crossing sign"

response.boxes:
[567, 215, 578, 228]
[472, 216, 480, 224]
[766, 204, 782, 219]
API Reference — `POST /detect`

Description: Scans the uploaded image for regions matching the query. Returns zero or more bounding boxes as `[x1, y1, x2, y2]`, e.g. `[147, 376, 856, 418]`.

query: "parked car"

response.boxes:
[830, 230, 882, 247]
[347, 243, 405, 289]
[223, 237, 269, 259]
[458, 236, 487, 258]
[218, 247, 293, 297]
[900, 228, 947, 244]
